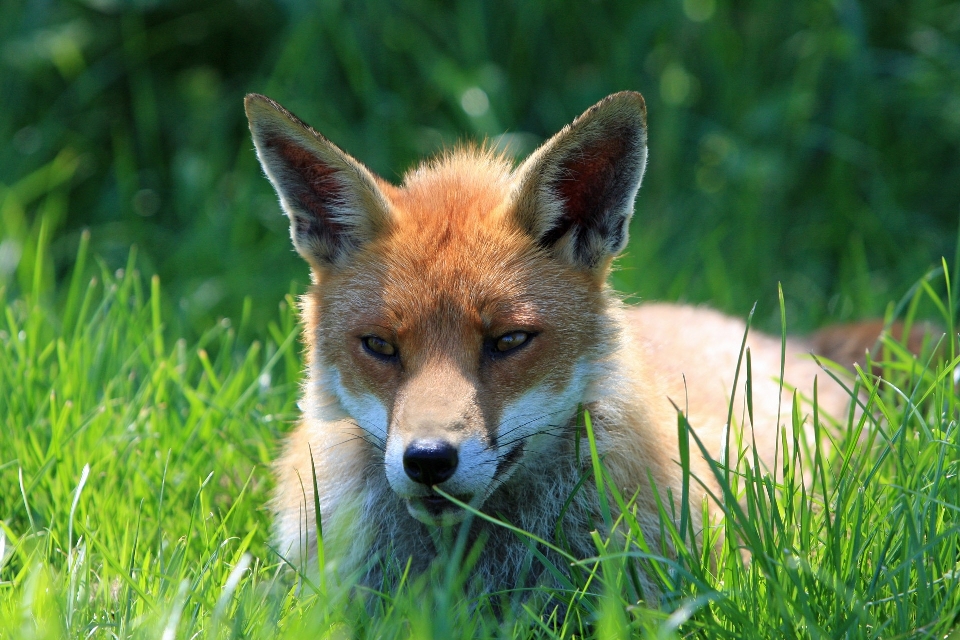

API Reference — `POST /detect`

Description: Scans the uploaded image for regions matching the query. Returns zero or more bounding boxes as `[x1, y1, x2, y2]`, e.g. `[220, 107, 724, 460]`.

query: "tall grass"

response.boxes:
[0, 231, 300, 637]
[2, 230, 959, 637]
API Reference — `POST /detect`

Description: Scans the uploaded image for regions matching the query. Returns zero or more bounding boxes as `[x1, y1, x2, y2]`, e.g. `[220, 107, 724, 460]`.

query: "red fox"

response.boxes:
[245, 91, 881, 593]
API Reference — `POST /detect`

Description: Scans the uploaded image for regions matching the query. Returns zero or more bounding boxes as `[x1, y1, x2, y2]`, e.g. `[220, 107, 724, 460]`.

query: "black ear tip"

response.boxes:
[244, 93, 275, 121]
[606, 90, 646, 106]
[244, 94, 302, 127]
[590, 91, 648, 126]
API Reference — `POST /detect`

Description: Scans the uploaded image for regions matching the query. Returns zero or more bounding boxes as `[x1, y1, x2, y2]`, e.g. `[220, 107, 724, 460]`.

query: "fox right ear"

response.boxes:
[511, 92, 648, 271]
[244, 94, 392, 270]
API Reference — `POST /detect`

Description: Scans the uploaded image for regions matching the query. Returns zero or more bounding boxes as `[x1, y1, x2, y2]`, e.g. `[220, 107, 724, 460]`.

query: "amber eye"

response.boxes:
[495, 331, 530, 353]
[362, 336, 397, 358]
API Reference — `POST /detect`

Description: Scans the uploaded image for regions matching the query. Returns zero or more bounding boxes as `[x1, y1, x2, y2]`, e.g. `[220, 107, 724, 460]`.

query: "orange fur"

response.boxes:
[246, 92, 859, 595]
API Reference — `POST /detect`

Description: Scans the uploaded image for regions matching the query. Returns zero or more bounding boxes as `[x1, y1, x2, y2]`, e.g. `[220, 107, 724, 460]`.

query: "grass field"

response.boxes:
[3, 0, 960, 637]
[3, 230, 960, 638]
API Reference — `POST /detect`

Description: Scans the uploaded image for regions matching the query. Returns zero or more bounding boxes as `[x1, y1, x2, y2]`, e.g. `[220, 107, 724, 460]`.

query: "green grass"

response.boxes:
[4, 0, 960, 636]
[3, 227, 960, 638]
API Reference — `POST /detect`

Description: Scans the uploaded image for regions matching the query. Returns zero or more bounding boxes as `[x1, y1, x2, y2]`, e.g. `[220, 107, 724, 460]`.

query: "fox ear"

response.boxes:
[512, 92, 648, 270]
[244, 94, 392, 269]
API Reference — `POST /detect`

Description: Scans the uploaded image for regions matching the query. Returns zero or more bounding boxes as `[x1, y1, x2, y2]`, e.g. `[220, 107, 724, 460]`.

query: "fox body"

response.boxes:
[245, 92, 853, 591]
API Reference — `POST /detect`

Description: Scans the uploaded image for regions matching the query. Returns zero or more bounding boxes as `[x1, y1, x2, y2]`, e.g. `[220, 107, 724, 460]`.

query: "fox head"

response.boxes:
[246, 92, 648, 526]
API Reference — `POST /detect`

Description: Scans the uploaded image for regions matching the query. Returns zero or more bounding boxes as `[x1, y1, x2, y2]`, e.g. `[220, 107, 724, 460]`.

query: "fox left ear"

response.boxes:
[512, 92, 648, 271]
[244, 94, 392, 271]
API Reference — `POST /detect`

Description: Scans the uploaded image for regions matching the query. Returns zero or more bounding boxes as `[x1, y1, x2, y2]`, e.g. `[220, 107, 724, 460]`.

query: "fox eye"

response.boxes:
[362, 336, 397, 358]
[495, 331, 531, 353]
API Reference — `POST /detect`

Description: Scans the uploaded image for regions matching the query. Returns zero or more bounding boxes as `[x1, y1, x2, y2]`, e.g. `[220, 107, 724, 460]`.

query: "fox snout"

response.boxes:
[383, 365, 500, 525]
[386, 433, 498, 525]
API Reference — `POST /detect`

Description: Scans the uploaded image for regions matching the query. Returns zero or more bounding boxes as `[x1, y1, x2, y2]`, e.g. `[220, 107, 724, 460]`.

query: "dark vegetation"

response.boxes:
[3, 0, 959, 334]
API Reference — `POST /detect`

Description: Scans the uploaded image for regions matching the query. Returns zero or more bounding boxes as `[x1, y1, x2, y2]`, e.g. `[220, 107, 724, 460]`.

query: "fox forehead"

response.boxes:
[320, 226, 598, 348]
[390, 146, 516, 225]
[312, 149, 605, 338]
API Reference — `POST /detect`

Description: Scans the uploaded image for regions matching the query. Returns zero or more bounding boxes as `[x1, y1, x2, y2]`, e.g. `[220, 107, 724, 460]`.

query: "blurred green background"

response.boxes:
[2, 0, 959, 334]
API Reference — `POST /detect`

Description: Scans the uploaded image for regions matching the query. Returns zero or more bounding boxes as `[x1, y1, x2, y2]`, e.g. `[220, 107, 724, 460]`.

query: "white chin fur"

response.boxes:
[405, 500, 469, 526]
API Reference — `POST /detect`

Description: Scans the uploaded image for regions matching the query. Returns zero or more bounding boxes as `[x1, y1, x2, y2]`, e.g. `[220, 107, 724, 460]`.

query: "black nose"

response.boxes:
[403, 440, 459, 485]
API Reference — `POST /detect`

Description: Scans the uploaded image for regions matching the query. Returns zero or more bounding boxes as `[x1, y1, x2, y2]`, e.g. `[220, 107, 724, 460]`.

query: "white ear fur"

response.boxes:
[511, 91, 648, 270]
[244, 94, 392, 269]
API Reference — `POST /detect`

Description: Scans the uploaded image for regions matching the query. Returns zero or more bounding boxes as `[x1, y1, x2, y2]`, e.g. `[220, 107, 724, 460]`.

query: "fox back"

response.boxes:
[245, 92, 854, 593]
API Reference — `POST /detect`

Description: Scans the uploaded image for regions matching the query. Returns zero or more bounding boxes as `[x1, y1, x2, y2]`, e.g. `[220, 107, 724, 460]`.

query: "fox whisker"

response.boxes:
[495, 409, 573, 441]
[492, 423, 573, 452]
[337, 418, 386, 451]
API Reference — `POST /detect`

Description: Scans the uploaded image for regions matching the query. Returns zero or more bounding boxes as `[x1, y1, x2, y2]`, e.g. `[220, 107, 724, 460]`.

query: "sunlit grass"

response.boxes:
[0, 232, 300, 638]
[2, 232, 960, 638]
